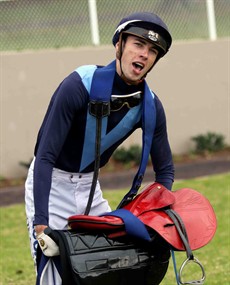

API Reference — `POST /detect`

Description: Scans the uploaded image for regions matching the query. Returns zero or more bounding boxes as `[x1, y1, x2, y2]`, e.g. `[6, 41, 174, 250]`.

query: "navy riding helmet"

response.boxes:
[112, 12, 172, 60]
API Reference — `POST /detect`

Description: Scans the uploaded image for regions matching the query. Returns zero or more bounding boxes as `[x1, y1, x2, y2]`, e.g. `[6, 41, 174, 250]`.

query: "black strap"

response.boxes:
[84, 101, 110, 215]
[164, 209, 193, 260]
[164, 210, 206, 284]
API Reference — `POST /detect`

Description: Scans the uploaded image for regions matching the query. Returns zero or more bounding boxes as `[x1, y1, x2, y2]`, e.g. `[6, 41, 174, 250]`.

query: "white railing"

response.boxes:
[206, 0, 217, 41]
[88, 0, 100, 46]
[89, 0, 219, 44]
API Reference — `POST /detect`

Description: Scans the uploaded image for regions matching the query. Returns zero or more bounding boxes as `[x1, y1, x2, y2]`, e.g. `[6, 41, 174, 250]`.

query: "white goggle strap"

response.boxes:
[113, 19, 141, 35]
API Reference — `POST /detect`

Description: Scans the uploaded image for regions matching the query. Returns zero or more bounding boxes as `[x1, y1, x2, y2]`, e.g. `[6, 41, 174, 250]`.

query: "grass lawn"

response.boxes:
[0, 173, 229, 285]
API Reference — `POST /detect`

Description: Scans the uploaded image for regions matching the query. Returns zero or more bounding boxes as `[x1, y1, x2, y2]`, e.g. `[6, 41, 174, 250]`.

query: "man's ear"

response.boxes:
[115, 42, 121, 59]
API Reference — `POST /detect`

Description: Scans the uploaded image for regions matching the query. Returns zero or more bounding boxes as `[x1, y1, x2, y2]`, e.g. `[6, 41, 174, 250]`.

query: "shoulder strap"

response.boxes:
[84, 61, 116, 214]
[117, 83, 156, 208]
[89, 61, 116, 102]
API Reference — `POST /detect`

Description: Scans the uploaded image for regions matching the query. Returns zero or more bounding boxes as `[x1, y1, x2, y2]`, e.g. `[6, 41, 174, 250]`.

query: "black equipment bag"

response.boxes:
[45, 228, 170, 285]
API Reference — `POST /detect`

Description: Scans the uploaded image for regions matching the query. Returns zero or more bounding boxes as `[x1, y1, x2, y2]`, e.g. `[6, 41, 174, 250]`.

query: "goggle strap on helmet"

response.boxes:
[113, 19, 142, 35]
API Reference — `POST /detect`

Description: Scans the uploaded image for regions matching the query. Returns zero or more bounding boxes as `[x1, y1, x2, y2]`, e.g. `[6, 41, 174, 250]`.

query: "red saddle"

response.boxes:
[68, 183, 217, 251]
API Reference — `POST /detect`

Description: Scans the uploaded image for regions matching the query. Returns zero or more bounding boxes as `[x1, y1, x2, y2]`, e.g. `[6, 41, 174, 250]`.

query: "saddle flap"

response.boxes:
[138, 188, 217, 250]
[124, 183, 175, 215]
[172, 188, 217, 250]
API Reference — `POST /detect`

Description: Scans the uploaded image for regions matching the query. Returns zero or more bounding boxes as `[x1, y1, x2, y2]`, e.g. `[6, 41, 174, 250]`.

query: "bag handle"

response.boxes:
[44, 228, 75, 285]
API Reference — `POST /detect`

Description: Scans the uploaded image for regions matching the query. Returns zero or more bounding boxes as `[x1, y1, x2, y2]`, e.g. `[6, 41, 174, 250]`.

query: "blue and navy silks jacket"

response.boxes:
[33, 61, 174, 226]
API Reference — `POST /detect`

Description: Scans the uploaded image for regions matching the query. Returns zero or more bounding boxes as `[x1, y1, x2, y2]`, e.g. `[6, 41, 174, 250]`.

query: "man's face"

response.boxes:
[116, 35, 159, 85]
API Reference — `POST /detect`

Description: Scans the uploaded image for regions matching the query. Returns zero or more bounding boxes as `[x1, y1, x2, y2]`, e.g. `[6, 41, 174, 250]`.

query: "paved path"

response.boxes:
[0, 157, 229, 207]
[100, 156, 230, 188]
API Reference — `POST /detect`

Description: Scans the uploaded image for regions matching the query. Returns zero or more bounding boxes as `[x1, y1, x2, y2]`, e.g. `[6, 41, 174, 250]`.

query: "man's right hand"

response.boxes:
[35, 225, 60, 256]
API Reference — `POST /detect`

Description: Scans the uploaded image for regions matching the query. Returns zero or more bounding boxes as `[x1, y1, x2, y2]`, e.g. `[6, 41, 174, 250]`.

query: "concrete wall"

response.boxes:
[1, 39, 229, 178]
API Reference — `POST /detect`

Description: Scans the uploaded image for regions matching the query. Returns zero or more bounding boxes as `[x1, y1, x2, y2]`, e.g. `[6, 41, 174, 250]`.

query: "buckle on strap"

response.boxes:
[89, 101, 110, 118]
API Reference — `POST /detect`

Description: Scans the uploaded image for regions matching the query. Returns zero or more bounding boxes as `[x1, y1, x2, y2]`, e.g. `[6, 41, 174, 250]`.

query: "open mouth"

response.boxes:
[132, 62, 144, 71]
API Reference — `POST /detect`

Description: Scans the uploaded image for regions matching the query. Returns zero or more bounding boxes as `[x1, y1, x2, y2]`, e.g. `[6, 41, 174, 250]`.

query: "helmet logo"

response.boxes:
[148, 31, 159, 42]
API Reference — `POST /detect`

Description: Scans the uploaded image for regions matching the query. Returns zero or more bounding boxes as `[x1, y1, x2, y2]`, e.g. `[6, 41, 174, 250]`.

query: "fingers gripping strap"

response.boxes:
[104, 209, 151, 241]
[37, 232, 60, 257]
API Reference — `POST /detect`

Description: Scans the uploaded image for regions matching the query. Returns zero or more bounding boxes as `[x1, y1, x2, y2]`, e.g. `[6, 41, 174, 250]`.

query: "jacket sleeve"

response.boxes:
[33, 72, 87, 225]
[150, 96, 174, 190]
